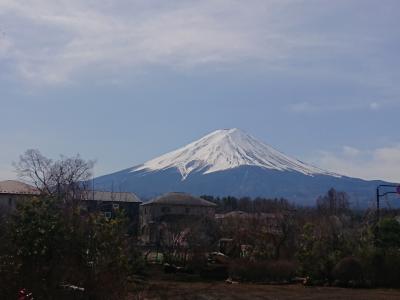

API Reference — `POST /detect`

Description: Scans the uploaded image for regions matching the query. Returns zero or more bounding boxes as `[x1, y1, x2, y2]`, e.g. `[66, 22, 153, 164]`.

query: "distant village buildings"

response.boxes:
[0, 180, 142, 229]
[139, 192, 217, 244]
[215, 210, 282, 235]
[1, 179, 288, 254]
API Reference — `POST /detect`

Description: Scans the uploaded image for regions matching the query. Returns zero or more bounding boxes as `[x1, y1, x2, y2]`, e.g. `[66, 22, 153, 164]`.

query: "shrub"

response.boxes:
[200, 265, 229, 280]
[0, 197, 143, 299]
[229, 259, 296, 282]
[229, 260, 268, 282]
[267, 260, 297, 282]
[357, 218, 400, 288]
[361, 249, 400, 288]
[332, 256, 363, 285]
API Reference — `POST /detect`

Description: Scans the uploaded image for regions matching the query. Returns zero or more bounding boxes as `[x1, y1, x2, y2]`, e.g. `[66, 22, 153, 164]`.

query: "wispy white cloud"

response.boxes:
[311, 144, 400, 183]
[0, 0, 290, 84]
[288, 99, 399, 114]
[342, 146, 361, 157]
[369, 102, 380, 110]
[0, 0, 396, 86]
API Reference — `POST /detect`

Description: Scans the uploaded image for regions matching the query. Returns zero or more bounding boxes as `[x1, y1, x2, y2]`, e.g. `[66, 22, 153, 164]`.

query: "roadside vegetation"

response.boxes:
[2, 188, 400, 298]
[200, 190, 400, 288]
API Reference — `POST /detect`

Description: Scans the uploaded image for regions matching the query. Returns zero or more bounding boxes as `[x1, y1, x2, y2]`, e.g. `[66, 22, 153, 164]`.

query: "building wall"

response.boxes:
[83, 200, 141, 236]
[139, 204, 215, 244]
[140, 204, 214, 225]
[0, 194, 35, 214]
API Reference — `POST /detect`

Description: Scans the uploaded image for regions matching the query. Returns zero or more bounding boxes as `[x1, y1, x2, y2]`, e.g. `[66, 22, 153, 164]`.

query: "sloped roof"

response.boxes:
[142, 192, 216, 207]
[0, 180, 40, 195]
[215, 211, 278, 219]
[82, 190, 141, 203]
[215, 210, 249, 219]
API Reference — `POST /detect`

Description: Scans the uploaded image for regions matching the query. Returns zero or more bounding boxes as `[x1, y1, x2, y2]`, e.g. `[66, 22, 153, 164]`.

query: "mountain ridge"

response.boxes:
[93, 128, 390, 207]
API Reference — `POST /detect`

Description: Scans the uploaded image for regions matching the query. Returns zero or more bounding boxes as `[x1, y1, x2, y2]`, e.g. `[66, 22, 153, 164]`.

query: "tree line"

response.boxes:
[200, 195, 294, 213]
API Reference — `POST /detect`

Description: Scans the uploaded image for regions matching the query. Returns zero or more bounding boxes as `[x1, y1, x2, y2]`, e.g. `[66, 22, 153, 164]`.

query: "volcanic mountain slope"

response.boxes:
[94, 129, 388, 206]
[133, 128, 338, 179]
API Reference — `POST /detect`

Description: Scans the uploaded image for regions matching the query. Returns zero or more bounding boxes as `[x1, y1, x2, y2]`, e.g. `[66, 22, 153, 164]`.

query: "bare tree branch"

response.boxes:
[14, 149, 95, 202]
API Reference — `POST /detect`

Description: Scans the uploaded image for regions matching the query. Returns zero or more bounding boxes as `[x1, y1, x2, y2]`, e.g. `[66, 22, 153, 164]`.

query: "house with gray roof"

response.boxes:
[139, 192, 216, 244]
[81, 190, 142, 234]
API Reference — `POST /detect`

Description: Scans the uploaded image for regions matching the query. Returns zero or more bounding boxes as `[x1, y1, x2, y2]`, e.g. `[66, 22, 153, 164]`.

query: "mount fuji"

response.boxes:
[94, 129, 388, 206]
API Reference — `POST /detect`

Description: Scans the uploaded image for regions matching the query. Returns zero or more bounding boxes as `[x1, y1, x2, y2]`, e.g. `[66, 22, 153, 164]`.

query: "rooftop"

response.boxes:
[142, 192, 216, 207]
[82, 190, 141, 203]
[215, 211, 278, 219]
[0, 180, 40, 195]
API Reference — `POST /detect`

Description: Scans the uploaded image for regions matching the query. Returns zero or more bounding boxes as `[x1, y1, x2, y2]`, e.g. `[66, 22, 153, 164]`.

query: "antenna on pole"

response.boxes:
[112, 181, 114, 202]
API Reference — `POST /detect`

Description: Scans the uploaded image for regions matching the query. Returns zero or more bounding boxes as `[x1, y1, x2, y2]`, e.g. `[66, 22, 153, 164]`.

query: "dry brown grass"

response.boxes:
[128, 280, 400, 300]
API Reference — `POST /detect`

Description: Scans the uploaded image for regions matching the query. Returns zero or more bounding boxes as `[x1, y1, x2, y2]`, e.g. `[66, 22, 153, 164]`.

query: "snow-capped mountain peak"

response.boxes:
[132, 128, 339, 179]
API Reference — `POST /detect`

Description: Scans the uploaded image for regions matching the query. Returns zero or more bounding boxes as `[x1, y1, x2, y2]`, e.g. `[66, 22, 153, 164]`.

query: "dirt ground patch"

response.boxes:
[129, 281, 400, 300]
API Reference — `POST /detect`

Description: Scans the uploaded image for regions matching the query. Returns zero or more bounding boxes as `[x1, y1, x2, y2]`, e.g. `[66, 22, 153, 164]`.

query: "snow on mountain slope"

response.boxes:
[132, 128, 340, 179]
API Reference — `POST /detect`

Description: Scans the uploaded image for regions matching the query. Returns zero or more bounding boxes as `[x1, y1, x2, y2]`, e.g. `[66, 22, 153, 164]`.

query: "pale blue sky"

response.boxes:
[0, 0, 399, 182]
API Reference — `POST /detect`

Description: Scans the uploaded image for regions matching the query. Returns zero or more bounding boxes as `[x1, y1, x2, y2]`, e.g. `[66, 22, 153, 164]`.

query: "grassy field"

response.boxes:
[129, 280, 400, 300]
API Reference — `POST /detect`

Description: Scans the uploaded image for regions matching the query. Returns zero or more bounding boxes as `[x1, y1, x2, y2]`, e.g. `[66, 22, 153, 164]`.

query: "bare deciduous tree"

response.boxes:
[14, 149, 95, 201]
[317, 188, 350, 216]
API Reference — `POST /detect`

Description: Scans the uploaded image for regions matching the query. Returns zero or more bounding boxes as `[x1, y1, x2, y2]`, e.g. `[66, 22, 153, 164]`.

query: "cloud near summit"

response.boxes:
[312, 144, 400, 183]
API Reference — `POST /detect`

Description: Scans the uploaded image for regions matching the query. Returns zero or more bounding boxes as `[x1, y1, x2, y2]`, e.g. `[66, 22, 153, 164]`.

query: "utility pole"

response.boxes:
[376, 187, 380, 222]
